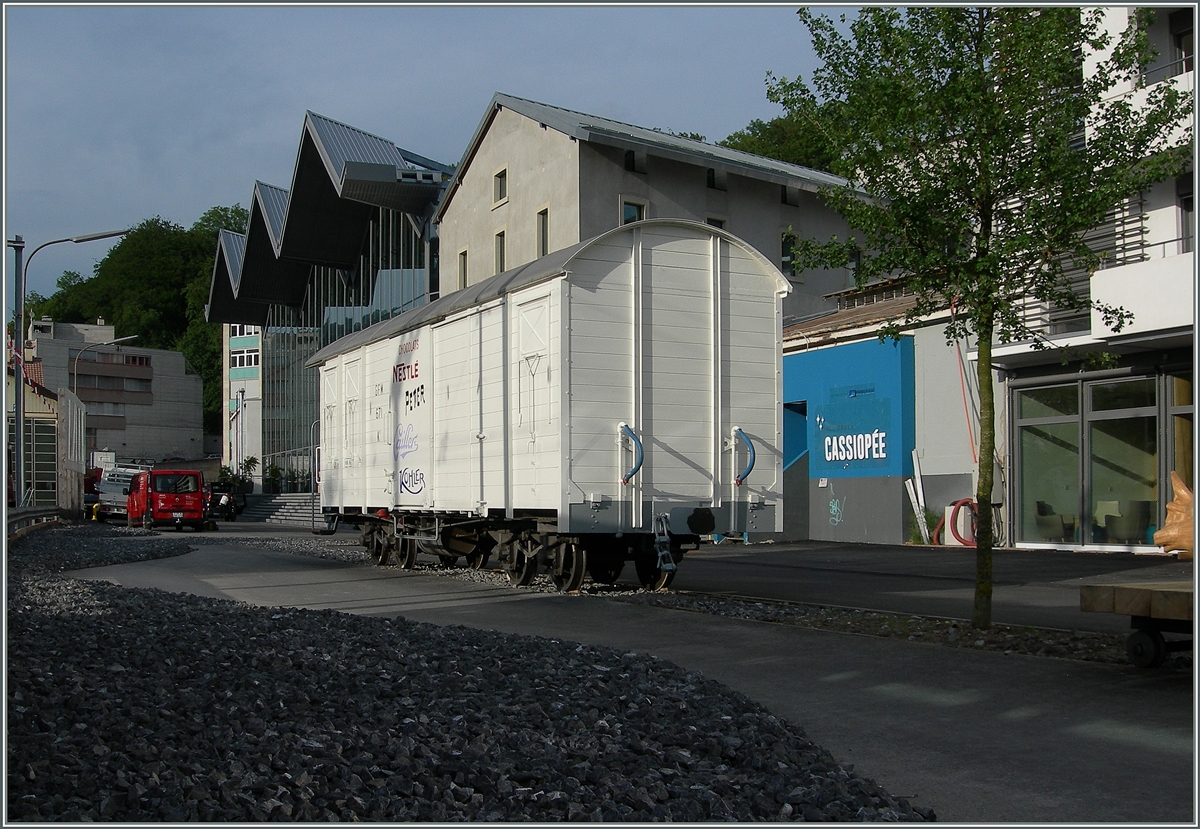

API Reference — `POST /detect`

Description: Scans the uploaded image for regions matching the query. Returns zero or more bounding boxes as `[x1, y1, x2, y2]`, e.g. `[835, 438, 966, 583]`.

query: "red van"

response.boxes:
[126, 470, 208, 531]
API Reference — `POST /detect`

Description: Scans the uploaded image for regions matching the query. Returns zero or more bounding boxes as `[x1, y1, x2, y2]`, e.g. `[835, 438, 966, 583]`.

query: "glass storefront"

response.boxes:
[1013, 369, 1193, 547]
[258, 207, 432, 489]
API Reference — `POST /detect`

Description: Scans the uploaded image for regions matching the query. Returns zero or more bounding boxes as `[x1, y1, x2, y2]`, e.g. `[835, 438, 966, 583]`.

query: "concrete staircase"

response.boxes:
[240, 493, 322, 527]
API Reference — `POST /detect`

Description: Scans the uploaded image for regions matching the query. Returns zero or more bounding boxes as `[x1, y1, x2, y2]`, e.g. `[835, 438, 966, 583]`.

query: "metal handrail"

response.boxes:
[733, 427, 756, 486]
[1142, 56, 1193, 86]
[619, 422, 644, 485]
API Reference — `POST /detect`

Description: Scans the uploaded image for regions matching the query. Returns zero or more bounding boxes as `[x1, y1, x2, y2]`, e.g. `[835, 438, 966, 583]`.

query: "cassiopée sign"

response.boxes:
[784, 338, 914, 479]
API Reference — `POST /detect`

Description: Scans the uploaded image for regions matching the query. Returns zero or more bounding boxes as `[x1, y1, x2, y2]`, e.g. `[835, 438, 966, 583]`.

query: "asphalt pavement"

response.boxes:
[68, 525, 1195, 823]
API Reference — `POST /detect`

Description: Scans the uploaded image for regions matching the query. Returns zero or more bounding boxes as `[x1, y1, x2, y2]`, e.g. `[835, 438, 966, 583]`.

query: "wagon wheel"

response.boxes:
[587, 554, 625, 585]
[396, 536, 418, 570]
[504, 537, 540, 586]
[371, 528, 392, 566]
[1127, 629, 1168, 669]
[552, 542, 587, 592]
[465, 550, 491, 570]
[635, 548, 681, 591]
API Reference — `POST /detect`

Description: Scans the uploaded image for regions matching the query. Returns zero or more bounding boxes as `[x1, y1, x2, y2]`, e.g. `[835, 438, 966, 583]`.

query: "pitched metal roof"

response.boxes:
[235, 181, 311, 306]
[255, 180, 288, 254]
[435, 92, 853, 223]
[207, 111, 452, 324]
[306, 219, 788, 368]
[205, 230, 270, 326]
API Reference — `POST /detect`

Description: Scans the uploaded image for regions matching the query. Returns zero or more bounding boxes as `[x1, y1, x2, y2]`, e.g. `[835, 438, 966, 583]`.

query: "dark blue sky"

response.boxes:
[5, 5, 841, 303]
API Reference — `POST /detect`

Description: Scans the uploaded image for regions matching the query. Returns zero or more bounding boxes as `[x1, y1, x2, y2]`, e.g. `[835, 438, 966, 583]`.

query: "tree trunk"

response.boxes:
[973, 323, 996, 630]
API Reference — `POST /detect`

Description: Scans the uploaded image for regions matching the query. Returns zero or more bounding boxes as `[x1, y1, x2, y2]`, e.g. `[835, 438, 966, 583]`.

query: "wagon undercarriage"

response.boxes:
[353, 511, 694, 592]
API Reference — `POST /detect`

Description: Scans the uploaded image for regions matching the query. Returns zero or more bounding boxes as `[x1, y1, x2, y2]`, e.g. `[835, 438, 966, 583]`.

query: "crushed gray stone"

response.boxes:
[7, 523, 935, 822]
[201, 529, 1191, 670]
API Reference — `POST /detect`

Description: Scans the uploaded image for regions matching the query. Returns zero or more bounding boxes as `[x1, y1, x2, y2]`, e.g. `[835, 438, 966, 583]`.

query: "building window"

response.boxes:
[537, 209, 549, 258]
[458, 249, 468, 291]
[229, 324, 259, 338]
[706, 168, 726, 190]
[494, 169, 507, 204]
[124, 354, 151, 367]
[85, 402, 126, 416]
[1178, 172, 1194, 253]
[706, 217, 725, 229]
[230, 349, 260, 369]
[622, 201, 645, 225]
[1171, 9, 1194, 76]
[495, 231, 506, 274]
[624, 149, 646, 174]
[781, 231, 798, 277]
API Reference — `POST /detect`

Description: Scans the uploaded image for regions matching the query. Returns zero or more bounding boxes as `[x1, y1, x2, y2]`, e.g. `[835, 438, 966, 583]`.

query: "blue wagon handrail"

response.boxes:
[619, 422, 644, 485]
[733, 426, 756, 486]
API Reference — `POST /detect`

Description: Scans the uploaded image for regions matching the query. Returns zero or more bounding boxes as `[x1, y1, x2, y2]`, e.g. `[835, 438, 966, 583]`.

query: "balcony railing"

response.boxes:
[1142, 55, 1194, 86]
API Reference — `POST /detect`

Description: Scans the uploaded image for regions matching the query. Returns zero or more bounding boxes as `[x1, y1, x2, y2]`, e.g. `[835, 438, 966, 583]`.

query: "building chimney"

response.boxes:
[96, 317, 105, 326]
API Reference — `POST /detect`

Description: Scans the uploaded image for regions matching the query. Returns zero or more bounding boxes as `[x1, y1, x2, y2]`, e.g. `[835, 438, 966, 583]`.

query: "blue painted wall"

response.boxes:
[783, 337, 915, 480]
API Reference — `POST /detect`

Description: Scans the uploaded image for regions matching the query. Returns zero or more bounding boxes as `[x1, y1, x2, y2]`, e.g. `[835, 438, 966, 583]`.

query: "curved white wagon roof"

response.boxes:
[306, 219, 788, 368]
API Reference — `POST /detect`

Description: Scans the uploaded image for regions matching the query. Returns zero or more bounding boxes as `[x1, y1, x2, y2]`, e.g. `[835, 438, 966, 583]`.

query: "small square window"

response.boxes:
[494, 169, 507, 203]
[622, 202, 645, 225]
[706, 168, 726, 190]
[706, 217, 725, 229]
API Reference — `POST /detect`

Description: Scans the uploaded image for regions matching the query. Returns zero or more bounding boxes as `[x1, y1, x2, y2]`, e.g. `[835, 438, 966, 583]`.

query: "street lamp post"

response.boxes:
[71, 335, 139, 391]
[6, 228, 128, 507]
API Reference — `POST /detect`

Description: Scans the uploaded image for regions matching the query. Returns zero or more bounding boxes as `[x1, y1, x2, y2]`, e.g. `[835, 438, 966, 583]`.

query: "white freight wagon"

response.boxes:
[307, 219, 788, 590]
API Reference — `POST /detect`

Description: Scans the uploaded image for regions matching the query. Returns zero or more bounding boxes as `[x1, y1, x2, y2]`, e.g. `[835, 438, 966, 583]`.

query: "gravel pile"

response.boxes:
[7, 524, 934, 822]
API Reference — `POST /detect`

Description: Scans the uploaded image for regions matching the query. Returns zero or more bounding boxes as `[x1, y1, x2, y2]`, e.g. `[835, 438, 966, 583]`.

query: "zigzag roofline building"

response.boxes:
[206, 112, 451, 486]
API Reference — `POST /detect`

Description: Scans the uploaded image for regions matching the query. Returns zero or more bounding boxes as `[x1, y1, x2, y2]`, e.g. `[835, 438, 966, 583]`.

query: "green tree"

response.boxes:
[26, 204, 249, 436]
[719, 107, 842, 173]
[774, 8, 1191, 629]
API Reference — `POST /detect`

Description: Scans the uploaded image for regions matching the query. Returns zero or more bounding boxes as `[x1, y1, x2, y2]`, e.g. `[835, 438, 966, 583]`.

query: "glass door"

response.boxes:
[1015, 385, 1081, 544]
[1086, 379, 1158, 545]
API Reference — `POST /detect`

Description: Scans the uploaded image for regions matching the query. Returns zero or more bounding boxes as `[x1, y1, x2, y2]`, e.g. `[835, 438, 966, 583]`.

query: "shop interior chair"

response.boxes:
[1035, 500, 1076, 542]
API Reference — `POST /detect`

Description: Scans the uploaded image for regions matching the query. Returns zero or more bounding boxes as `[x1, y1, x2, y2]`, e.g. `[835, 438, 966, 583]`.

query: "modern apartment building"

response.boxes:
[24, 318, 203, 466]
[778, 6, 1194, 549]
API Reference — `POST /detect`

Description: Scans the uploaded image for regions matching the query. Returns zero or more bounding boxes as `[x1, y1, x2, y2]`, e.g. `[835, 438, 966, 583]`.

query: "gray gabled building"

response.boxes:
[435, 93, 854, 324]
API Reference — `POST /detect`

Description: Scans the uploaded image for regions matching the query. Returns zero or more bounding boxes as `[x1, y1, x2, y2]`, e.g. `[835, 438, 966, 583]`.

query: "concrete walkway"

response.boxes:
[72, 538, 1195, 823]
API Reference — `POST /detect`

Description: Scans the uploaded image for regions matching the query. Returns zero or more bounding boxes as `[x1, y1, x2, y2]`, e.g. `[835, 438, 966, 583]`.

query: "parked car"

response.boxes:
[95, 464, 151, 521]
[208, 480, 246, 521]
[127, 469, 209, 531]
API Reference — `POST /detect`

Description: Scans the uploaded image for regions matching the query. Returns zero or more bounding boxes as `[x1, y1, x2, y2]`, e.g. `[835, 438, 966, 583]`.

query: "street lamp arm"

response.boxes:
[25, 228, 130, 279]
[71, 335, 139, 392]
